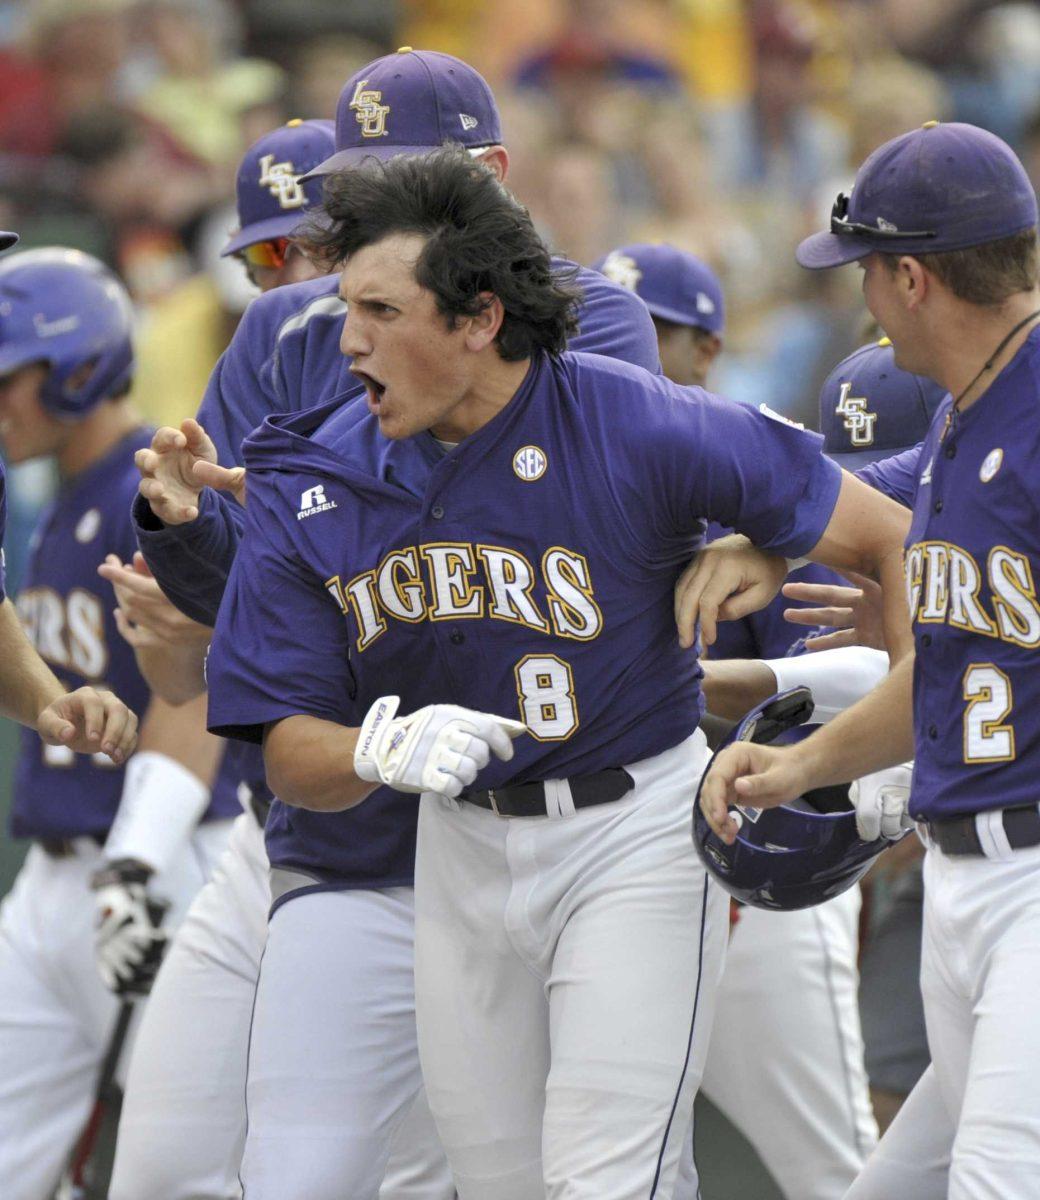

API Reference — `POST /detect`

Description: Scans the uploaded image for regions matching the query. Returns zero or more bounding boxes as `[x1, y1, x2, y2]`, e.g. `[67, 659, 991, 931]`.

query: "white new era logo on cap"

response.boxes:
[460, 113, 478, 131]
[696, 292, 715, 315]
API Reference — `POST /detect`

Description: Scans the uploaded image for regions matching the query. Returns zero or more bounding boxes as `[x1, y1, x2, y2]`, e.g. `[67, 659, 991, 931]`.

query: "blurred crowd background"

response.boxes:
[2, 0, 1040, 571]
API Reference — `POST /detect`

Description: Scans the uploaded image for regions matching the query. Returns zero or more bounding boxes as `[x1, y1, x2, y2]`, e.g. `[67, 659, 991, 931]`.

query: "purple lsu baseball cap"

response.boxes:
[221, 119, 336, 257]
[798, 121, 1039, 270]
[0, 232, 17, 251]
[592, 243, 725, 335]
[820, 338, 948, 469]
[302, 47, 503, 179]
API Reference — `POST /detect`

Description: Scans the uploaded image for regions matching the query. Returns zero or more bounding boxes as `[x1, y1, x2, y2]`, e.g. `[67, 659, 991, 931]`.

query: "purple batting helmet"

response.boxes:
[0, 247, 134, 419]
[692, 689, 907, 911]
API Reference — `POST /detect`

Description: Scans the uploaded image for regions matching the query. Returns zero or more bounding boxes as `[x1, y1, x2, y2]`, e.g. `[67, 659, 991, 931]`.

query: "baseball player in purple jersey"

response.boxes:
[201, 146, 911, 1200]
[124, 52, 665, 1200]
[0, 248, 235, 1198]
[601, 242, 881, 1199]
[106, 116, 393, 1200]
[699, 121, 1040, 1200]
[0, 231, 139, 763]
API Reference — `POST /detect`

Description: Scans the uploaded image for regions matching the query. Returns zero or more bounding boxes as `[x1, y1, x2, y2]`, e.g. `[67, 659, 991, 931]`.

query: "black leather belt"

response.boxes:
[460, 768, 635, 817]
[927, 804, 1040, 857]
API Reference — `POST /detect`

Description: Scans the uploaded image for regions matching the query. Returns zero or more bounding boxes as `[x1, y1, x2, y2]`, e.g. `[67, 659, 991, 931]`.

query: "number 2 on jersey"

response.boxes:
[963, 663, 1015, 762]
[515, 654, 578, 741]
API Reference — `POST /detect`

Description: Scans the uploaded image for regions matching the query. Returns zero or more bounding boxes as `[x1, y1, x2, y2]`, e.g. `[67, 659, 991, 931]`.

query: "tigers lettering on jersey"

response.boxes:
[17, 586, 110, 679]
[326, 541, 602, 652]
[905, 539, 1039, 646]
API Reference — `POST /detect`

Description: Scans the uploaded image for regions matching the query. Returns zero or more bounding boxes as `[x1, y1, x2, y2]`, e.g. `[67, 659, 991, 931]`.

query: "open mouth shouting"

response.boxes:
[351, 368, 386, 413]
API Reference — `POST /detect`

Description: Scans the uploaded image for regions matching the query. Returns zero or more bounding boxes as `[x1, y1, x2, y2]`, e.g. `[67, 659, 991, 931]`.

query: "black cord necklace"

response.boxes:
[944, 306, 1040, 436]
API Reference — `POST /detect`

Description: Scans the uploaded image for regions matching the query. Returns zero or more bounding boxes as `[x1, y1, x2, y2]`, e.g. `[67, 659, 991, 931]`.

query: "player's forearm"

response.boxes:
[0, 598, 65, 728]
[876, 539, 913, 662]
[133, 639, 208, 706]
[263, 714, 378, 812]
[133, 490, 243, 626]
[700, 659, 779, 721]
[138, 693, 222, 786]
[804, 472, 913, 660]
[790, 654, 916, 788]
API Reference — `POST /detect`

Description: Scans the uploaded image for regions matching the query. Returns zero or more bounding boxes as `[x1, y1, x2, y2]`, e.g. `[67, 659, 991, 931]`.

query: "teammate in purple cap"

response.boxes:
[107, 115, 454, 1200]
[611, 245, 883, 1200]
[0, 248, 235, 1198]
[594, 243, 724, 386]
[221, 118, 336, 293]
[698, 121, 1040, 1200]
[202, 145, 911, 1200]
[127, 48, 665, 1200]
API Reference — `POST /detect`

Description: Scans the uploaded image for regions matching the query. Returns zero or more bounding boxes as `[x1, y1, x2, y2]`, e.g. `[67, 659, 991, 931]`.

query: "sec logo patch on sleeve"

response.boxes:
[513, 446, 547, 481]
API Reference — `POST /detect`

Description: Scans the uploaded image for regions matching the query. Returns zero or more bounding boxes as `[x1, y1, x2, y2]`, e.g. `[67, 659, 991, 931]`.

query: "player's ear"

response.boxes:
[898, 256, 929, 312]
[464, 293, 505, 352]
[475, 146, 509, 182]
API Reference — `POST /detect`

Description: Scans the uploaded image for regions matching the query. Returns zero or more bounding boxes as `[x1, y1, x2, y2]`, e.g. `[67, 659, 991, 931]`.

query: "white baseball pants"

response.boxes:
[687, 887, 877, 1200]
[112, 811, 454, 1199]
[0, 821, 231, 1200]
[238, 884, 455, 1200]
[847, 833, 1040, 1200]
[414, 730, 728, 1200]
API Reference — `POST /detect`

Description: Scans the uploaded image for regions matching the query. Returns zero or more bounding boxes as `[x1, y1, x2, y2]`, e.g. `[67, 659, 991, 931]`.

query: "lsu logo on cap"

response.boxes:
[350, 79, 390, 138]
[598, 250, 642, 293]
[258, 154, 306, 210]
[835, 382, 878, 447]
[513, 446, 547, 481]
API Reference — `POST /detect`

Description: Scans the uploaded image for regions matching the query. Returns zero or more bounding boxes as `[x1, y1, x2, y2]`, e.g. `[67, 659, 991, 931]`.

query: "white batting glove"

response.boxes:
[91, 859, 168, 995]
[354, 695, 527, 797]
[850, 763, 916, 842]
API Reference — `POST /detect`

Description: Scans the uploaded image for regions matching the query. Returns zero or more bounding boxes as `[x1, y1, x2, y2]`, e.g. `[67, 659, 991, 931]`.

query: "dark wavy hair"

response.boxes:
[304, 145, 582, 360]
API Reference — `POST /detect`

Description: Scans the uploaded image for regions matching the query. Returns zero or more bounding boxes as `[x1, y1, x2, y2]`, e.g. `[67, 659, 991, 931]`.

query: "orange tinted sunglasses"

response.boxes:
[239, 237, 292, 269]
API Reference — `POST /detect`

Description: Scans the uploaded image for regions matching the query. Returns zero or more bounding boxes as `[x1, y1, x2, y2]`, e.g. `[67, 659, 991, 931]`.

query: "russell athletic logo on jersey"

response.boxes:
[257, 154, 306, 209]
[835, 382, 878, 447]
[324, 542, 603, 653]
[297, 484, 338, 520]
[905, 539, 1040, 647]
[349, 80, 390, 138]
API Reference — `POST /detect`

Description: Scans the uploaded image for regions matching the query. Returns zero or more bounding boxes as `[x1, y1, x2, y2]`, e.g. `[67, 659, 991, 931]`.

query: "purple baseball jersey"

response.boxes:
[9, 429, 239, 840]
[904, 328, 1040, 820]
[856, 443, 923, 510]
[207, 350, 842, 888]
[135, 257, 665, 801]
